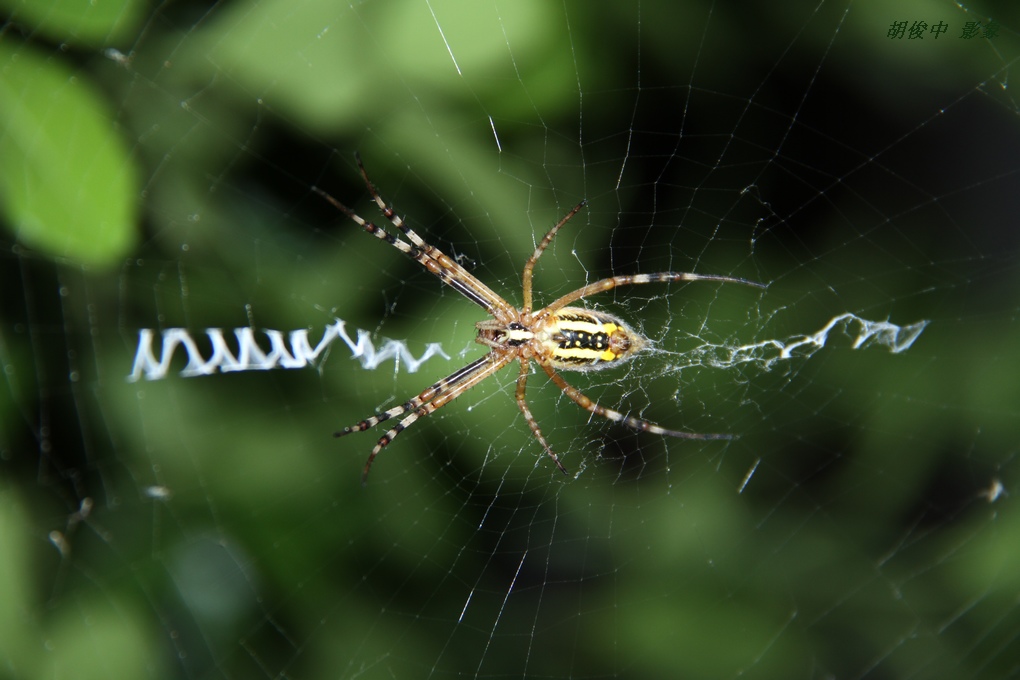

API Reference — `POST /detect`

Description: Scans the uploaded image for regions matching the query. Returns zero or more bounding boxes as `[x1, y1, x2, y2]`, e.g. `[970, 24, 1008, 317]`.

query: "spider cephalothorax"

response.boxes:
[315, 155, 765, 483]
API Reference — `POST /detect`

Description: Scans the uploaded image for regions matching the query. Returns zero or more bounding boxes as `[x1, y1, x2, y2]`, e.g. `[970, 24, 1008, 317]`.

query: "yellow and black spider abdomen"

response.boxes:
[539, 307, 647, 372]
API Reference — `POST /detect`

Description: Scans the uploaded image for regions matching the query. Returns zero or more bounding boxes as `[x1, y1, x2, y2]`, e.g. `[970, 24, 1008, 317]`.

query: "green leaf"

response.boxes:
[0, 0, 144, 47]
[0, 39, 138, 266]
[0, 493, 35, 676]
[45, 596, 153, 680]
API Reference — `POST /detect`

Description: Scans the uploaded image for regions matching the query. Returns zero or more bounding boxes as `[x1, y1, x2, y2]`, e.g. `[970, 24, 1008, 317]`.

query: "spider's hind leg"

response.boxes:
[538, 362, 734, 442]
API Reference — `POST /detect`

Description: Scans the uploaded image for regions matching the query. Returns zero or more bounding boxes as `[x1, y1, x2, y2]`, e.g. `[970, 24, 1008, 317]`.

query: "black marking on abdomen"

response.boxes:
[557, 329, 611, 351]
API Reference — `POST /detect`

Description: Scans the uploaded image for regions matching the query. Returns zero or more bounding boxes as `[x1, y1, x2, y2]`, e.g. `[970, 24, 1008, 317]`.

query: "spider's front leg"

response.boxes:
[338, 353, 513, 484]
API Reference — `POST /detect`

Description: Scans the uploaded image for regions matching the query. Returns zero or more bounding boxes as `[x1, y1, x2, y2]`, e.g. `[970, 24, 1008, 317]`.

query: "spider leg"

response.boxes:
[353, 154, 518, 322]
[341, 352, 513, 484]
[315, 185, 499, 314]
[312, 185, 416, 255]
[515, 358, 568, 475]
[521, 200, 587, 315]
[539, 272, 766, 318]
[335, 354, 493, 437]
[538, 361, 733, 441]
[313, 180, 515, 320]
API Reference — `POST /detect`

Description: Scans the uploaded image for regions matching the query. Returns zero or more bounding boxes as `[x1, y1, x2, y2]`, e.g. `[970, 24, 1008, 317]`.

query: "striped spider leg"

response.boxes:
[317, 155, 766, 483]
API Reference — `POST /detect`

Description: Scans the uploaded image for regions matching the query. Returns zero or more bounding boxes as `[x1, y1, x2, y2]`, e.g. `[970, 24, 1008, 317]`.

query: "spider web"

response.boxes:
[2, 1, 1019, 678]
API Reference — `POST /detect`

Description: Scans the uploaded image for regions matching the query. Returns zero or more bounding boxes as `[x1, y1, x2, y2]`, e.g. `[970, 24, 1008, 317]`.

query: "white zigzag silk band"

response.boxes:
[127, 319, 450, 382]
[126, 314, 927, 382]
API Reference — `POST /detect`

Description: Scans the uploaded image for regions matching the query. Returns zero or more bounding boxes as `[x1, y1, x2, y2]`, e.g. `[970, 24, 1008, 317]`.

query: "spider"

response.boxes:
[315, 155, 766, 483]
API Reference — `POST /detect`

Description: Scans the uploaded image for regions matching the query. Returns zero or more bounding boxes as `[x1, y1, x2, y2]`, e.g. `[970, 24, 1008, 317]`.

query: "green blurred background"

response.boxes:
[2, 0, 1019, 678]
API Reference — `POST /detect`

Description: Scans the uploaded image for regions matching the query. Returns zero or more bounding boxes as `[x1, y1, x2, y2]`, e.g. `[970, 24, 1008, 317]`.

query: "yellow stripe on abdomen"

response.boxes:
[545, 310, 636, 369]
